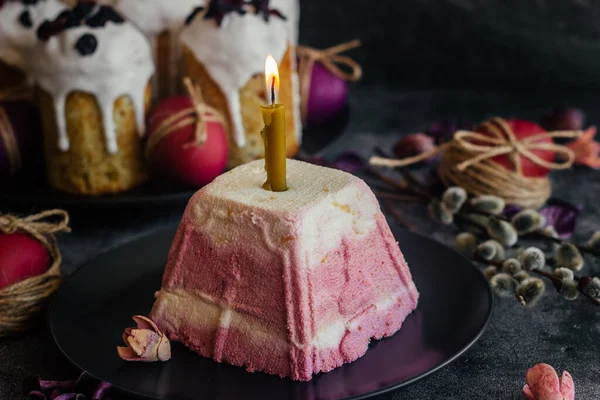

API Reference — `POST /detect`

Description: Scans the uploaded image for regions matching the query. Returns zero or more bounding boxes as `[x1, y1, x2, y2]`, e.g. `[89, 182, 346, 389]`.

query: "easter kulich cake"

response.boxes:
[96, 0, 202, 99]
[0, 0, 68, 90]
[150, 159, 419, 381]
[31, 3, 154, 195]
[182, 0, 301, 168]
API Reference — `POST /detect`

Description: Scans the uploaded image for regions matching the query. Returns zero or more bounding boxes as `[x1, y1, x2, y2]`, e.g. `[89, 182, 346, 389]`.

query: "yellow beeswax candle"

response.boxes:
[261, 55, 287, 192]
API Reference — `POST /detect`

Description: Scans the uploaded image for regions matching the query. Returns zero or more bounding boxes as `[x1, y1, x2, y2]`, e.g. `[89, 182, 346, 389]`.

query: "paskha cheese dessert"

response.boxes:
[31, 2, 154, 195]
[150, 159, 419, 381]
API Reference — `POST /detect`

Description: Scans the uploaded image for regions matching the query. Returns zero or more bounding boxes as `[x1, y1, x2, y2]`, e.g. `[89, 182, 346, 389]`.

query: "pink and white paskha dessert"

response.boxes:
[150, 159, 419, 381]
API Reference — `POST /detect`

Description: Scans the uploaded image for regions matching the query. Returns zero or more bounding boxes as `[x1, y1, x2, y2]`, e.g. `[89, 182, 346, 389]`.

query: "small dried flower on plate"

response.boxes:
[522, 363, 574, 400]
[117, 315, 171, 362]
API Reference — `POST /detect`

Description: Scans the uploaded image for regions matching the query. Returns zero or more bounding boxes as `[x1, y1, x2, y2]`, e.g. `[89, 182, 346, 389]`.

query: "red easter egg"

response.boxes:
[0, 101, 42, 178]
[477, 119, 554, 178]
[306, 62, 348, 125]
[147, 96, 228, 188]
[0, 232, 50, 290]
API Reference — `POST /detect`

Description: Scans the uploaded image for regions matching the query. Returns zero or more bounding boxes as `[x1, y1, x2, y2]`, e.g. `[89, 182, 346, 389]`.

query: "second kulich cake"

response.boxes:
[182, 0, 301, 168]
[31, 3, 154, 195]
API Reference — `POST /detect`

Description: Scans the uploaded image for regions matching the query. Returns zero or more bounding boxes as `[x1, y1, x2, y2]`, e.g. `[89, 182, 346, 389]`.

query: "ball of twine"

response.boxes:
[0, 209, 70, 337]
[370, 117, 584, 209]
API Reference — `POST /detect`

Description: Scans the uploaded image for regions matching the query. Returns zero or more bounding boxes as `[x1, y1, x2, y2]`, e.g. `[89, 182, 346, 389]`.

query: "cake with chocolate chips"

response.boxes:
[182, 0, 301, 168]
[31, 2, 154, 195]
[150, 159, 419, 381]
[0, 0, 68, 91]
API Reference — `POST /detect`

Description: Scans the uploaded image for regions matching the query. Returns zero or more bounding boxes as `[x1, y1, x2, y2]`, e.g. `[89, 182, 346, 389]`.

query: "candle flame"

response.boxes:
[265, 54, 279, 104]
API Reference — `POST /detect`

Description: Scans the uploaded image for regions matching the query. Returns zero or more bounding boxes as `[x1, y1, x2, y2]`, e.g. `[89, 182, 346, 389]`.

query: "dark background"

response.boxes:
[300, 0, 600, 89]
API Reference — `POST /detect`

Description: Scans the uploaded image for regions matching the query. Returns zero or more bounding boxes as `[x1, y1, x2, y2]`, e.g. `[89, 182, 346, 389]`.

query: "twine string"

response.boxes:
[0, 106, 21, 175]
[0, 210, 71, 337]
[145, 77, 227, 158]
[369, 117, 585, 209]
[297, 40, 362, 123]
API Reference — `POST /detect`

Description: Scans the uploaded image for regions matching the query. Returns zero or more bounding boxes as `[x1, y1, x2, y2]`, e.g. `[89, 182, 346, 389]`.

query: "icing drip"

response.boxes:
[30, 14, 154, 154]
[182, 8, 287, 148]
[0, 0, 66, 69]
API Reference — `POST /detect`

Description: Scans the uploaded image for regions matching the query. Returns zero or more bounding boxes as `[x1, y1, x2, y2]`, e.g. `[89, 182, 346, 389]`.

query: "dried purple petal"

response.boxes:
[53, 394, 78, 400]
[92, 382, 112, 400]
[39, 379, 76, 392]
[541, 106, 585, 131]
[539, 199, 582, 239]
[331, 151, 365, 173]
[502, 204, 521, 219]
[392, 133, 437, 163]
[27, 391, 47, 400]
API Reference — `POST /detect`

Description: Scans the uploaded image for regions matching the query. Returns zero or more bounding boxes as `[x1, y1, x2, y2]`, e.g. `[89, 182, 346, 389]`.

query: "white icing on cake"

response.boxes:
[98, 0, 202, 96]
[29, 7, 154, 154]
[181, 7, 288, 148]
[0, 0, 67, 69]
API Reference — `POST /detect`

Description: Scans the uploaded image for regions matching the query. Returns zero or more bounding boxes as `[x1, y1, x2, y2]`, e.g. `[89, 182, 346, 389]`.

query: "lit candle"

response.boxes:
[260, 55, 287, 192]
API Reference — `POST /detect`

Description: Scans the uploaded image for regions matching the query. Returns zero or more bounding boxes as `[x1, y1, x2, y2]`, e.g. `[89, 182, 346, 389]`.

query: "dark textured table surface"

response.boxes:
[2, 87, 600, 399]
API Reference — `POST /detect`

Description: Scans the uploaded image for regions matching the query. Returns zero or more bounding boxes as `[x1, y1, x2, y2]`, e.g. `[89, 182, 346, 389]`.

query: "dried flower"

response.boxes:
[522, 363, 574, 400]
[558, 279, 579, 300]
[587, 231, 600, 250]
[442, 187, 467, 212]
[517, 278, 546, 307]
[565, 126, 600, 169]
[578, 276, 600, 300]
[428, 199, 453, 225]
[117, 315, 171, 362]
[556, 242, 584, 271]
[539, 199, 582, 239]
[487, 217, 518, 247]
[476, 240, 500, 261]
[513, 271, 531, 283]
[502, 258, 522, 275]
[470, 195, 505, 215]
[553, 267, 574, 281]
[511, 210, 545, 235]
[393, 133, 437, 162]
[483, 266, 498, 280]
[489, 273, 516, 297]
[455, 232, 478, 257]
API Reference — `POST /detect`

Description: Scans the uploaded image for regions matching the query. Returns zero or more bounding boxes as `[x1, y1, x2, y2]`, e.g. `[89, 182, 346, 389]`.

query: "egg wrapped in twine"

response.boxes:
[370, 117, 584, 209]
[0, 209, 70, 337]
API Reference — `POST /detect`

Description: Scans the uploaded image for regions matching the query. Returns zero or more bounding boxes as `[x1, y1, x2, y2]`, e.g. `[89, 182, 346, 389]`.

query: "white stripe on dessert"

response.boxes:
[153, 287, 410, 350]
[181, 8, 287, 148]
[192, 160, 378, 268]
[29, 8, 154, 154]
[0, 0, 67, 69]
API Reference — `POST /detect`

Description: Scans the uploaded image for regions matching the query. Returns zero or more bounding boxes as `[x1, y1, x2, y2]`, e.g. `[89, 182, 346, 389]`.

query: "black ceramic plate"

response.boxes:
[49, 223, 492, 400]
[0, 107, 348, 209]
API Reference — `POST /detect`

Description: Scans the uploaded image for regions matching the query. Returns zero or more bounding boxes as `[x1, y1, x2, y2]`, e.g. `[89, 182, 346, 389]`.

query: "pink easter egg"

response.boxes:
[147, 96, 228, 188]
[0, 232, 50, 290]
